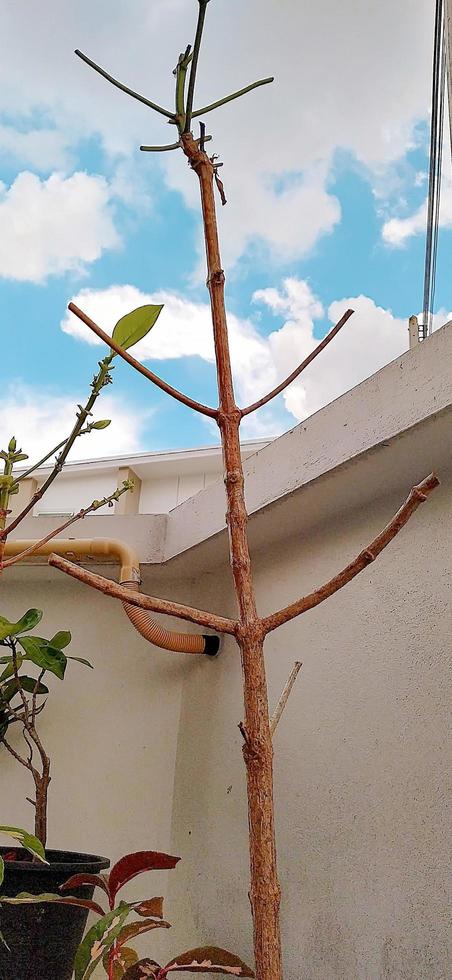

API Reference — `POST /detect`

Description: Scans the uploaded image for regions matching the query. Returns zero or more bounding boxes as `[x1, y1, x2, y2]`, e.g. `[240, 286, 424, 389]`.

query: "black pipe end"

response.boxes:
[203, 634, 221, 657]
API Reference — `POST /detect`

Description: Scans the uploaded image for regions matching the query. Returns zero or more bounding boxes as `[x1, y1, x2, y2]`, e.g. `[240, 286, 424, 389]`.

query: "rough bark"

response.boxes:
[181, 132, 282, 980]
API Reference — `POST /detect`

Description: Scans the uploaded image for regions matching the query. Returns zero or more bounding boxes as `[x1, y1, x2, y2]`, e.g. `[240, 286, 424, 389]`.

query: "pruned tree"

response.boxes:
[49, 2, 440, 977]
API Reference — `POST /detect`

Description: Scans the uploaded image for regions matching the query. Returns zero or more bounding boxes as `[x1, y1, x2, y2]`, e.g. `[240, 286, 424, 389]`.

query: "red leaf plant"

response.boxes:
[57, 850, 254, 980]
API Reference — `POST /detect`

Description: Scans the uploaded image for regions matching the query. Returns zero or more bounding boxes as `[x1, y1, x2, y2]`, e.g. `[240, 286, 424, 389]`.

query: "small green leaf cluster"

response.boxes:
[0, 608, 93, 741]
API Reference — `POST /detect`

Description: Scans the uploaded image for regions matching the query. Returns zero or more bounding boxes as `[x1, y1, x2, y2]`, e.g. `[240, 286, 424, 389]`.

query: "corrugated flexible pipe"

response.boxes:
[4, 538, 219, 657]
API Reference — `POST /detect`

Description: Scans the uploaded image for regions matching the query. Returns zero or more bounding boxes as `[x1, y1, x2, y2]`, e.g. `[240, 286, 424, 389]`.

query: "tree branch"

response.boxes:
[48, 554, 237, 635]
[1, 736, 31, 773]
[241, 309, 354, 417]
[270, 662, 302, 736]
[263, 473, 440, 634]
[193, 77, 275, 119]
[184, 0, 210, 133]
[74, 50, 174, 119]
[4, 354, 114, 536]
[68, 303, 219, 419]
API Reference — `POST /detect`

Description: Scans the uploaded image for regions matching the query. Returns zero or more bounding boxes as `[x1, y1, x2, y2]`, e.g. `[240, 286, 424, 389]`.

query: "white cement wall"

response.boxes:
[1, 472, 450, 977]
[166, 480, 452, 979]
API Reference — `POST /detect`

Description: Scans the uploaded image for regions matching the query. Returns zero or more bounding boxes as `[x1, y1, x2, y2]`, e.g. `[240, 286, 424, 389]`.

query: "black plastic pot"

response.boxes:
[0, 847, 109, 980]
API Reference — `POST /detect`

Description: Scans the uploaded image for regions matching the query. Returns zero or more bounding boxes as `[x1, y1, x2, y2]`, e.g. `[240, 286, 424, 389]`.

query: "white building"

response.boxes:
[2, 322, 451, 978]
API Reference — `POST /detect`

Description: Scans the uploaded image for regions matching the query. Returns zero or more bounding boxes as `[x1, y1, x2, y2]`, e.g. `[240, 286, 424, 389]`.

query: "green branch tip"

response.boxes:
[74, 49, 175, 120]
[193, 76, 275, 118]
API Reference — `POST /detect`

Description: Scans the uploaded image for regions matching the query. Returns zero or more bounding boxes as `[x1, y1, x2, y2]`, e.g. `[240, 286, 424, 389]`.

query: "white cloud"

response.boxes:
[0, 123, 71, 171]
[0, 171, 120, 282]
[0, 385, 148, 463]
[0, 0, 436, 266]
[62, 280, 452, 439]
[382, 176, 452, 246]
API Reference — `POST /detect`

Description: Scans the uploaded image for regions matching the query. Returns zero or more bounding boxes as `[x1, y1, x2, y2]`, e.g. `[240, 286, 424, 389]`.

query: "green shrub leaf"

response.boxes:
[112, 305, 163, 352]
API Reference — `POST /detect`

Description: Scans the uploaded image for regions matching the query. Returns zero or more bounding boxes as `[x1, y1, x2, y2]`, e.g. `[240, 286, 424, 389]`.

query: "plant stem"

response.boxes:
[181, 131, 282, 980]
[184, 0, 210, 132]
[3, 355, 114, 536]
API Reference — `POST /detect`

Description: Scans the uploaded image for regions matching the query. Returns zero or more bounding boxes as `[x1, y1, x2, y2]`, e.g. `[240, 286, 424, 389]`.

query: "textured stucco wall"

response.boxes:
[166, 478, 452, 979]
[1, 396, 451, 974]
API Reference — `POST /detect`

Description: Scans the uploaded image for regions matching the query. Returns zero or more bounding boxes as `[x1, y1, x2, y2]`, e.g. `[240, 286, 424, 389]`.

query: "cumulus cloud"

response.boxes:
[0, 171, 120, 282]
[382, 176, 452, 246]
[0, 0, 435, 267]
[62, 279, 451, 437]
[0, 385, 149, 463]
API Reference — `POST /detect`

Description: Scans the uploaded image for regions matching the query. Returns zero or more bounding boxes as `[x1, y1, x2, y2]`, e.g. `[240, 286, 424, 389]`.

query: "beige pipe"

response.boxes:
[4, 539, 219, 657]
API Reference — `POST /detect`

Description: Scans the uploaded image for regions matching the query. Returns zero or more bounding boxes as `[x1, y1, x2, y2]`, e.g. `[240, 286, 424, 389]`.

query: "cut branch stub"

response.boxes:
[263, 473, 440, 634]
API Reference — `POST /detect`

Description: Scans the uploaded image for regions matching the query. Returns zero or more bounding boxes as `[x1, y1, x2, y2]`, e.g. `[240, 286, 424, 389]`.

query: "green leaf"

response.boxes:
[0, 656, 23, 682]
[103, 946, 139, 979]
[91, 419, 111, 430]
[12, 454, 28, 463]
[0, 892, 62, 904]
[0, 710, 9, 739]
[49, 631, 71, 650]
[18, 636, 67, 680]
[0, 827, 46, 865]
[19, 676, 48, 695]
[7, 438, 16, 453]
[0, 676, 48, 701]
[67, 656, 94, 670]
[0, 609, 43, 641]
[74, 903, 131, 980]
[112, 305, 163, 352]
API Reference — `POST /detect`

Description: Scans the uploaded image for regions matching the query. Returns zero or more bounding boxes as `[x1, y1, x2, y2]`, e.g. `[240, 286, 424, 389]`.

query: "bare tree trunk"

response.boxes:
[182, 132, 282, 980]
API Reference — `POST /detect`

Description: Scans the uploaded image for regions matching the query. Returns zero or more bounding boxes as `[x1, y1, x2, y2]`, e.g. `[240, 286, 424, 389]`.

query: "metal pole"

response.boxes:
[446, 0, 452, 159]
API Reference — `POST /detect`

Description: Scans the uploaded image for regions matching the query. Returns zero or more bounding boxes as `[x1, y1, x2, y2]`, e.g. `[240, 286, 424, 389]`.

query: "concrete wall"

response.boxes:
[166, 479, 451, 979]
[1, 472, 450, 977]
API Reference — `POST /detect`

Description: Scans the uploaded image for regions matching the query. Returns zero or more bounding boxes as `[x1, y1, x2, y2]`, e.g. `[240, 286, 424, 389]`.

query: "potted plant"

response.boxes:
[0, 608, 110, 979]
[1, 848, 254, 980]
[0, 341, 141, 979]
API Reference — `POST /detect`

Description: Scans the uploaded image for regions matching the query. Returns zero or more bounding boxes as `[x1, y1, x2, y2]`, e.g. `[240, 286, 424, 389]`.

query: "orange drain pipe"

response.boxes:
[4, 538, 219, 657]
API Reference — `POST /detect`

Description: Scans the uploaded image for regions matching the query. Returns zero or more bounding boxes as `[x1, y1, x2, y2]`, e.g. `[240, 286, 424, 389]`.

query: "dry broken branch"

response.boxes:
[241, 309, 354, 417]
[270, 662, 302, 736]
[263, 473, 439, 634]
[48, 554, 237, 635]
[68, 303, 218, 419]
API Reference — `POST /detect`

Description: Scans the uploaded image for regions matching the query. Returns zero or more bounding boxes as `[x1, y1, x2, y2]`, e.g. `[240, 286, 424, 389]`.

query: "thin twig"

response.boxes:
[32, 671, 46, 726]
[11, 642, 29, 725]
[263, 473, 440, 634]
[2, 485, 131, 569]
[140, 141, 181, 153]
[241, 310, 353, 417]
[74, 50, 174, 119]
[184, 0, 210, 133]
[10, 422, 102, 489]
[48, 554, 237, 635]
[270, 662, 302, 736]
[193, 77, 275, 118]
[67, 303, 218, 419]
[4, 355, 114, 536]
[1, 736, 31, 772]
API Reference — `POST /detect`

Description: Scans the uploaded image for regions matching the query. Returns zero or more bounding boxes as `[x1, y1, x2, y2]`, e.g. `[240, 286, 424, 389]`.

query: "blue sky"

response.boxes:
[0, 0, 451, 461]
